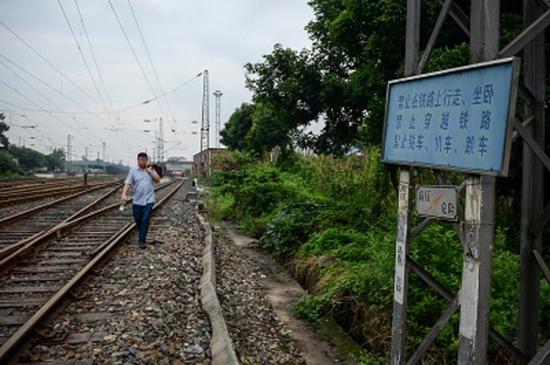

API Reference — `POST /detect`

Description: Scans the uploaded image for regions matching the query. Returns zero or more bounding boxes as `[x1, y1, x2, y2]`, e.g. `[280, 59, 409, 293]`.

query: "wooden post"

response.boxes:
[390, 1, 419, 363]
[458, 1, 499, 363]
[518, 0, 546, 359]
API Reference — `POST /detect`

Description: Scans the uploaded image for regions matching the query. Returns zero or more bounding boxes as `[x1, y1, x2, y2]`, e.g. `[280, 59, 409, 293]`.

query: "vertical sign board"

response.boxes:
[394, 176, 410, 305]
[382, 57, 519, 176]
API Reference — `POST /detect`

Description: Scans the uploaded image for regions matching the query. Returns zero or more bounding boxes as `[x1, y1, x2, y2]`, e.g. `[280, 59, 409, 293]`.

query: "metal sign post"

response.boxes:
[458, 2, 502, 363]
[386, 0, 548, 363]
[389, 2, 419, 363]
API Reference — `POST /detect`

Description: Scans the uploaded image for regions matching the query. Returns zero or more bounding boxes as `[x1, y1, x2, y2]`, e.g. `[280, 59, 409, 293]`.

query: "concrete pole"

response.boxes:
[390, 1, 419, 364]
[457, 1, 499, 363]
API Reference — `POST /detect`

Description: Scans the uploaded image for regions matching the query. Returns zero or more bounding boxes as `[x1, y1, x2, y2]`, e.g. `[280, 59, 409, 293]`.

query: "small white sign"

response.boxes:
[416, 185, 458, 221]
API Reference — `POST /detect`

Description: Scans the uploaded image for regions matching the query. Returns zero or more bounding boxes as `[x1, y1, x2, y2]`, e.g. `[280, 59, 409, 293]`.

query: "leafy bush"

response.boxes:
[291, 293, 329, 320]
[0, 149, 22, 177]
[261, 194, 327, 259]
[206, 148, 542, 361]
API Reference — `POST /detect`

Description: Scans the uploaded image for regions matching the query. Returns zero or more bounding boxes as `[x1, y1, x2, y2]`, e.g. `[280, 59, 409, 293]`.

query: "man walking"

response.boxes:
[121, 152, 160, 249]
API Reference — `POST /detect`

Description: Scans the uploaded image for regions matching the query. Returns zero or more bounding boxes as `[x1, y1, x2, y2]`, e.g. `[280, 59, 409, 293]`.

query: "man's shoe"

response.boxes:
[138, 241, 146, 249]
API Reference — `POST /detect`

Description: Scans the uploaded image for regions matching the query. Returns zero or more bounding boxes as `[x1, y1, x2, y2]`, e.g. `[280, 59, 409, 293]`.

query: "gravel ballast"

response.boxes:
[20, 186, 211, 364]
[213, 228, 306, 364]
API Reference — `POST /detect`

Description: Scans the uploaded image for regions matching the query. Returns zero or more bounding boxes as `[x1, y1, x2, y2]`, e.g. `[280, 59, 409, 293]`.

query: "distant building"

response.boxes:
[193, 148, 230, 177]
[164, 156, 193, 177]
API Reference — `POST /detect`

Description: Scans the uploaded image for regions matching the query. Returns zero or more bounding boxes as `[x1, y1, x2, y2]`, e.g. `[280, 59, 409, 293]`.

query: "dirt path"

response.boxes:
[221, 224, 358, 365]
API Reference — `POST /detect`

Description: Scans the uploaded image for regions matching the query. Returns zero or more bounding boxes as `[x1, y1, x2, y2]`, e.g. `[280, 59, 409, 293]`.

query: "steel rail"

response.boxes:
[0, 181, 176, 271]
[0, 181, 116, 207]
[0, 176, 106, 195]
[0, 181, 120, 229]
[0, 180, 183, 362]
[0, 184, 122, 261]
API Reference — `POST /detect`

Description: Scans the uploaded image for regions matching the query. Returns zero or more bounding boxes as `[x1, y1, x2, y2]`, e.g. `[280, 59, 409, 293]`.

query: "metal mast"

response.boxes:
[84, 145, 89, 173]
[102, 141, 106, 173]
[213, 90, 223, 148]
[158, 117, 164, 162]
[200, 70, 209, 152]
[66, 134, 73, 173]
[153, 131, 158, 163]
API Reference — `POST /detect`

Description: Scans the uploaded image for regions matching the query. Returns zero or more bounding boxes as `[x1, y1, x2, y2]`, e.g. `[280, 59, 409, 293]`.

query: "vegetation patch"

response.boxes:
[207, 149, 550, 362]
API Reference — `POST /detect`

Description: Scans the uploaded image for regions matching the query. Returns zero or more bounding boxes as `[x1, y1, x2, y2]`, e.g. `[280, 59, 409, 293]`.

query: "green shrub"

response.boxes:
[206, 149, 536, 361]
[261, 192, 327, 259]
[299, 228, 371, 261]
[0, 150, 22, 177]
[291, 293, 329, 320]
[206, 190, 234, 221]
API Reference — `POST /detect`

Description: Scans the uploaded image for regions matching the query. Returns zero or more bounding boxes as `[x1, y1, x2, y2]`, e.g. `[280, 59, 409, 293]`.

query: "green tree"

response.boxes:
[242, 0, 474, 155]
[247, 101, 292, 155]
[9, 145, 45, 171]
[245, 45, 322, 153]
[220, 103, 255, 151]
[0, 113, 9, 149]
[45, 148, 65, 171]
[0, 149, 20, 175]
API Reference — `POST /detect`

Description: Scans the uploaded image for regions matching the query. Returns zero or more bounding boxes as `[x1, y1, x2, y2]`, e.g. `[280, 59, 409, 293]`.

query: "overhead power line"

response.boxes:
[0, 67, 201, 117]
[73, 0, 115, 115]
[116, 72, 203, 113]
[127, 0, 177, 127]
[107, 0, 169, 122]
[0, 53, 110, 123]
[0, 79, 100, 139]
[57, 0, 114, 123]
[0, 57, 111, 139]
[0, 19, 103, 109]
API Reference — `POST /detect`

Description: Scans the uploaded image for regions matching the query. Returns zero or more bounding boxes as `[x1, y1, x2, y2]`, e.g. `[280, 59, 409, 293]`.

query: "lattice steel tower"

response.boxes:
[66, 134, 73, 173]
[200, 70, 210, 152]
[158, 117, 164, 162]
[213, 90, 223, 148]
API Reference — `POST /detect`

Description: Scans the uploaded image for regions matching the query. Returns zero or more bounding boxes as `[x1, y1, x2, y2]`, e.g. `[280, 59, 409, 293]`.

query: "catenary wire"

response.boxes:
[127, 0, 177, 128]
[0, 19, 104, 109]
[57, 0, 114, 123]
[107, 0, 169, 123]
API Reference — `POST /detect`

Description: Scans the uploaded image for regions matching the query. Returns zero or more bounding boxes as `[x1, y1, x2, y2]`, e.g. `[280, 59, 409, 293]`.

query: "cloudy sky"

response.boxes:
[0, 0, 313, 165]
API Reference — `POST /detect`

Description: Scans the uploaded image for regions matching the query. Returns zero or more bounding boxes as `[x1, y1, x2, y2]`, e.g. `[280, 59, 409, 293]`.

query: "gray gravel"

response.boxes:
[213, 228, 305, 365]
[0, 195, 71, 219]
[20, 185, 211, 364]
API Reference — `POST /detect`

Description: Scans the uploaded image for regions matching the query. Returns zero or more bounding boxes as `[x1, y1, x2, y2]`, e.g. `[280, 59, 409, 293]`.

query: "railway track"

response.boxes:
[0, 179, 183, 362]
[0, 182, 121, 260]
[0, 177, 83, 190]
[0, 177, 119, 208]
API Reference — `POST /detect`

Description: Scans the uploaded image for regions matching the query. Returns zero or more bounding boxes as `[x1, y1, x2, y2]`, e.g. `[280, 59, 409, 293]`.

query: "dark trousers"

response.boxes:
[132, 203, 153, 243]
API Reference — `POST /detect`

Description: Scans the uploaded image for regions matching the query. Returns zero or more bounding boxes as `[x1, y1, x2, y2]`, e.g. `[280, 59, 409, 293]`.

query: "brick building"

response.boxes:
[193, 148, 230, 177]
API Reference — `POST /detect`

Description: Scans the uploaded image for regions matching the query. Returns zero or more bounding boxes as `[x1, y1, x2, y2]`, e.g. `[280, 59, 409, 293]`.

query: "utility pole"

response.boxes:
[84, 145, 89, 174]
[159, 117, 164, 162]
[213, 90, 223, 148]
[153, 131, 158, 163]
[102, 141, 107, 173]
[390, 1, 419, 364]
[66, 134, 73, 173]
[200, 70, 210, 152]
[457, 1, 499, 364]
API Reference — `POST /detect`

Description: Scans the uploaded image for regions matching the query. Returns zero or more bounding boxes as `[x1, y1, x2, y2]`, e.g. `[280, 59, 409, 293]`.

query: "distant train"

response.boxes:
[163, 156, 193, 177]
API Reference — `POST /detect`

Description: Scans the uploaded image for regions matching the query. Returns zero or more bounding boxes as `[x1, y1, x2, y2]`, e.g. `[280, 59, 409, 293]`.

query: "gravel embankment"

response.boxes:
[21, 186, 211, 364]
[213, 228, 305, 365]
